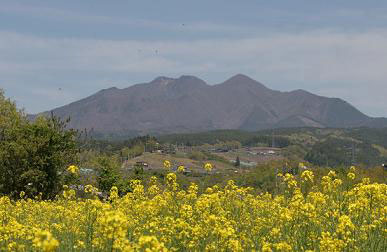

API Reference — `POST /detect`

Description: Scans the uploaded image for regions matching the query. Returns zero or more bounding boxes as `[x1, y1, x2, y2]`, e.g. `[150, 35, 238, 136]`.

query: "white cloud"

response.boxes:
[1, 30, 387, 116]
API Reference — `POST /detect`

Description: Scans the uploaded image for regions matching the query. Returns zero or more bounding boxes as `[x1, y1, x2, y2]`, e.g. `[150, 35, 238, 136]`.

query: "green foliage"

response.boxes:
[189, 151, 206, 161]
[159, 130, 252, 146]
[133, 163, 144, 176]
[244, 135, 290, 148]
[127, 144, 145, 158]
[0, 90, 23, 131]
[159, 130, 291, 148]
[282, 144, 308, 161]
[221, 140, 242, 150]
[202, 151, 231, 164]
[93, 155, 121, 192]
[80, 135, 157, 154]
[0, 90, 78, 199]
[348, 127, 387, 148]
[305, 137, 382, 167]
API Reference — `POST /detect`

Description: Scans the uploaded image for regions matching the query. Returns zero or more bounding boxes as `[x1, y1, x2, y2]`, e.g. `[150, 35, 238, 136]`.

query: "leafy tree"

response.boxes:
[121, 147, 130, 160]
[0, 90, 23, 132]
[128, 144, 145, 158]
[0, 90, 78, 199]
[93, 155, 120, 192]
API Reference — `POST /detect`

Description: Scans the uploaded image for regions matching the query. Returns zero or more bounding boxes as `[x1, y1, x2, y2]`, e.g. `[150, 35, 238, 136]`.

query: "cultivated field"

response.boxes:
[124, 152, 236, 172]
[1, 166, 386, 251]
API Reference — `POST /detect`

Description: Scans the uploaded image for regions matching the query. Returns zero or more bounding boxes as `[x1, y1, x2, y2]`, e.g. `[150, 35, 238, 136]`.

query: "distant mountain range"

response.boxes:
[33, 74, 387, 137]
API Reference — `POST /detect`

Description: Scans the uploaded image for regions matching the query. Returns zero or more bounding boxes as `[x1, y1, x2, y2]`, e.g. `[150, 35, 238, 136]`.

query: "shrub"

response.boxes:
[93, 155, 121, 192]
[189, 151, 206, 161]
[0, 90, 78, 199]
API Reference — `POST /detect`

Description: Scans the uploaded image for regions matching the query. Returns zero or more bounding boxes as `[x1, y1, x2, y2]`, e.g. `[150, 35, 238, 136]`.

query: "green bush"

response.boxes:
[0, 90, 78, 199]
[189, 151, 206, 161]
[93, 155, 121, 192]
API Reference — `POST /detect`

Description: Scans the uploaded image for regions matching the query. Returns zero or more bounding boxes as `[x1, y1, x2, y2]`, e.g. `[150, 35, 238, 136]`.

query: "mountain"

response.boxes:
[34, 74, 387, 137]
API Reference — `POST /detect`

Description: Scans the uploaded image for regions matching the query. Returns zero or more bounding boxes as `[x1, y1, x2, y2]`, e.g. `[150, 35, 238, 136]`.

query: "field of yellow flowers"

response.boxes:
[0, 165, 386, 252]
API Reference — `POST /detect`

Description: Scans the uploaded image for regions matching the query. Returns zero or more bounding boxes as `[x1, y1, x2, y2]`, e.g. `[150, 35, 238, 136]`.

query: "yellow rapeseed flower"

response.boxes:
[32, 230, 59, 252]
[138, 236, 168, 251]
[299, 162, 306, 169]
[163, 160, 171, 170]
[347, 172, 356, 180]
[85, 184, 97, 194]
[328, 170, 336, 178]
[301, 170, 314, 183]
[204, 163, 213, 172]
[177, 165, 185, 173]
[67, 165, 79, 174]
[109, 186, 119, 201]
[0, 159, 385, 251]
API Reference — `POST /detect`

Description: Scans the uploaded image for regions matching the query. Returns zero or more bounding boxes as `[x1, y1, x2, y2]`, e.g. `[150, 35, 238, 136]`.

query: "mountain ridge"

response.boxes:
[32, 74, 387, 137]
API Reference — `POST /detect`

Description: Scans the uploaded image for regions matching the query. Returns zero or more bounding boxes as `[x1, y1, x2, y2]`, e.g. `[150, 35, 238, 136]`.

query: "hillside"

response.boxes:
[158, 127, 387, 167]
[34, 74, 387, 136]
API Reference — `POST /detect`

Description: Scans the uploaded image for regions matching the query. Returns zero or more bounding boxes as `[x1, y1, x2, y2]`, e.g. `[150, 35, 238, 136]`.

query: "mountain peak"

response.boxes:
[151, 76, 175, 85]
[172, 75, 208, 86]
[222, 74, 268, 89]
[176, 75, 208, 84]
[165, 75, 208, 94]
[229, 74, 255, 82]
[151, 75, 207, 87]
[36, 74, 385, 136]
[178, 75, 201, 80]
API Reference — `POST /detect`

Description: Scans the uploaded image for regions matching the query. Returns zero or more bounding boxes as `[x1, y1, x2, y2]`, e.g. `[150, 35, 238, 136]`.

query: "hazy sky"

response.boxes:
[1, 0, 387, 116]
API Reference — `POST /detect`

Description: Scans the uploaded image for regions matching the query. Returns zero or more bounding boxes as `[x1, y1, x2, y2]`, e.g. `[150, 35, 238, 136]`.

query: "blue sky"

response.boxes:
[1, 0, 387, 116]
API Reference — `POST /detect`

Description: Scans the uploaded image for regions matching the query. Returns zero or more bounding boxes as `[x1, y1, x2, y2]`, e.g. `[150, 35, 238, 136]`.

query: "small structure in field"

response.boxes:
[135, 161, 149, 168]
